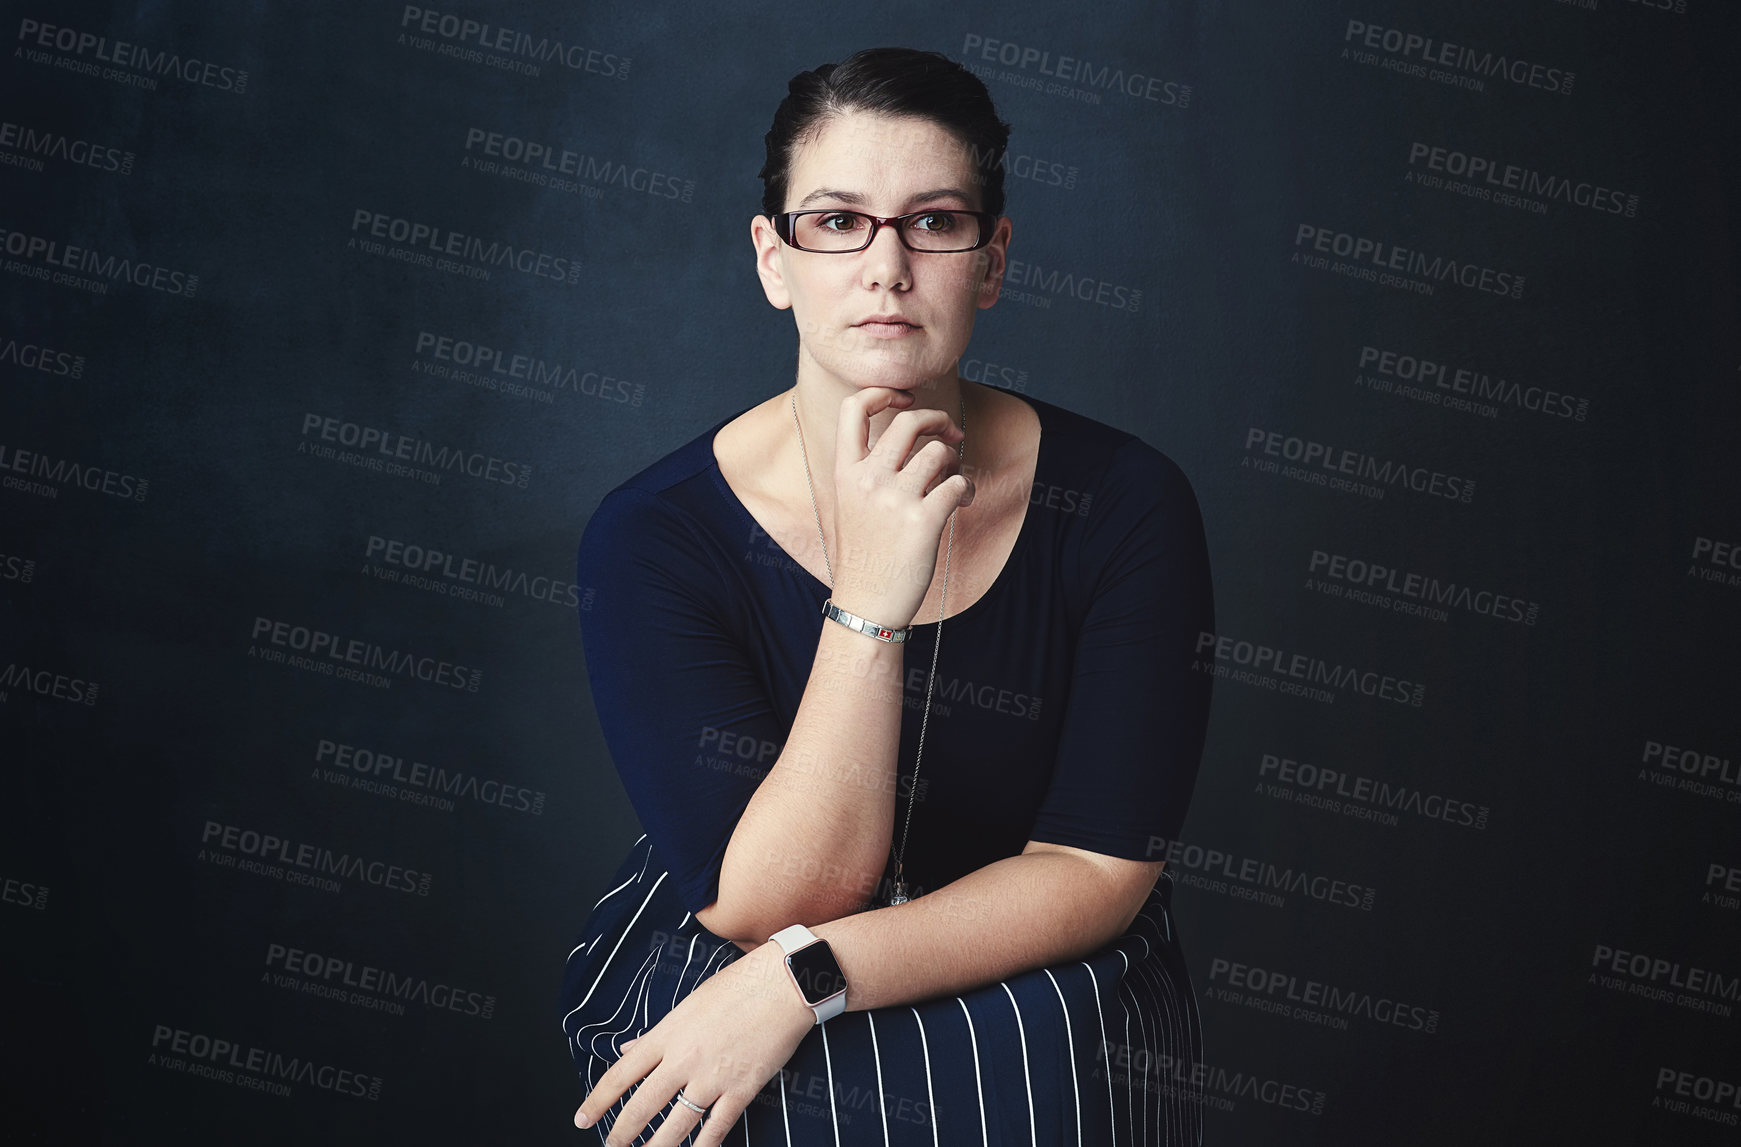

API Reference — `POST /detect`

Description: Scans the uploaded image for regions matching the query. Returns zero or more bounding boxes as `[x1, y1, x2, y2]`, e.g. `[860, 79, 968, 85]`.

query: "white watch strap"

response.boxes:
[769, 923, 818, 953]
[812, 990, 846, 1023]
[768, 924, 846, 1023]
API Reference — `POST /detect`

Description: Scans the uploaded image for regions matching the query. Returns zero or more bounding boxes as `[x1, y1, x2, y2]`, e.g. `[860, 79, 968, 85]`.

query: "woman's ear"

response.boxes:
[751, 214, 793, 310]
[975, 215, 1013, 311]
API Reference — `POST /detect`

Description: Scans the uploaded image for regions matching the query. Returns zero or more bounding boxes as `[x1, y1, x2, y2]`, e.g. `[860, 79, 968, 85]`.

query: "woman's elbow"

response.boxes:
[695, 897, 775, 950]
[694, 898, 747, 943]
[697, 886, 863, 948]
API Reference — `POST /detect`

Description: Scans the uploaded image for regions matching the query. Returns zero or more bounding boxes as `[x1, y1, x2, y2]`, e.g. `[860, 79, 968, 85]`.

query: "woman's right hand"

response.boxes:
[825, 386, 975, 630]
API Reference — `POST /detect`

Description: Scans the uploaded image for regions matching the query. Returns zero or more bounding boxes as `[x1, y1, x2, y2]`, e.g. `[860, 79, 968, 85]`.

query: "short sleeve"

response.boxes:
[575, 485, 789, 916]
[1025, 438, 1215, 860]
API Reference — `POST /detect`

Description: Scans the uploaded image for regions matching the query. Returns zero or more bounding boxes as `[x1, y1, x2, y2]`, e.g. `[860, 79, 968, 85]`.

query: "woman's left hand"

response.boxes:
[574, 940, 817, 1146]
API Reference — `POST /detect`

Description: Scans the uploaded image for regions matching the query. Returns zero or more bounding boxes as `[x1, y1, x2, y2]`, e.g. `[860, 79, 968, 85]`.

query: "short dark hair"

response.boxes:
[759, 47, 1012, 218]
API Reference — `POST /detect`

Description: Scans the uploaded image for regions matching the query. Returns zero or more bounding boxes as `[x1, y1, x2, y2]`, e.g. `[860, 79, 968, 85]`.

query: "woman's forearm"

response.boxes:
[701, 388, 969, 944]
[726, 850, 1142, 1015]
[702, 617, 908, 940]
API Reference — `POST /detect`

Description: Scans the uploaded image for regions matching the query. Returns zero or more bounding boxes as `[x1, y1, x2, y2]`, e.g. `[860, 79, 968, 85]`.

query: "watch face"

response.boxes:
[787, 940, 847, 1005]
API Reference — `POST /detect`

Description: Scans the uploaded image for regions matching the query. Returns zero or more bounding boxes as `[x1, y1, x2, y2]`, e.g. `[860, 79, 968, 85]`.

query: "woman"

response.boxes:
[560, 47, 1214, 1147]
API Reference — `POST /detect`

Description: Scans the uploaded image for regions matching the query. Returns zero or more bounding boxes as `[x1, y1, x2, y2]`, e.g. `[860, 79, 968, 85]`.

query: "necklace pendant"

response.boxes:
[888, 880, 909, 906]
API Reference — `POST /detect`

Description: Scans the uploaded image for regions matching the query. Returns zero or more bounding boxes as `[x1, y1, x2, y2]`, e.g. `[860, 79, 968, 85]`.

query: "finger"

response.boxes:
[692, 1093, 754, 1147]
[920, 473, 976, 523]
[867, 407, 962, 475]
[835, 386, 915, 465]
[645, 1088, 717, 1147]
[891, 437, 963, 498]
[574, 1043, 656, 1130]
[608, 1065, 683, 1146]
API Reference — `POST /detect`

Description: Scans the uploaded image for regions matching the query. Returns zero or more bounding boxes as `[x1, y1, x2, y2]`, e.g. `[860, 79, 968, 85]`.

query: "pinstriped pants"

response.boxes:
[561, 836, 1204, 1146]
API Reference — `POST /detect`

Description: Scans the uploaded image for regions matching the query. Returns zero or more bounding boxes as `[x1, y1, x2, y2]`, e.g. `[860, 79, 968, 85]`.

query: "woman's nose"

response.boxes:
[859, 221, 913, 291]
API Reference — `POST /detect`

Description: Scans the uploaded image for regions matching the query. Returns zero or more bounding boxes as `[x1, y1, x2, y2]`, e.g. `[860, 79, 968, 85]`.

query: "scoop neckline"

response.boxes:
[708, 390, 1044, 628]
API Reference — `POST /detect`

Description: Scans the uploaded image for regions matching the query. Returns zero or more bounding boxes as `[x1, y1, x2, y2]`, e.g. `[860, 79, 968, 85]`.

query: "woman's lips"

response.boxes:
[856, 319, 920, 339]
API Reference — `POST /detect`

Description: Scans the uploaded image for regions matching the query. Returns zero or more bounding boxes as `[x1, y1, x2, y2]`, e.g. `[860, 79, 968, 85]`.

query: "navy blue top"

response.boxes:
[574, 391, 1214, 918]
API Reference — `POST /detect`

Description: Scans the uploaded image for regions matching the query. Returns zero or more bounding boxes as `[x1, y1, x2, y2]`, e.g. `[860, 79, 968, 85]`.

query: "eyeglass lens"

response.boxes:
[791, 211, 982, 252]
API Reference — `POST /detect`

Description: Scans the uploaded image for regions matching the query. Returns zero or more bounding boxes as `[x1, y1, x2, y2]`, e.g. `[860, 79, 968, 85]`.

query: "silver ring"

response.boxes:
[672, 1088, 708, 1115]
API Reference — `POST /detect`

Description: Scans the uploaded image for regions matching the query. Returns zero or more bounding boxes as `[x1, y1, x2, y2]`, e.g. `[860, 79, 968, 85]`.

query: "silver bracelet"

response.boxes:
[820, 598, 912, 643]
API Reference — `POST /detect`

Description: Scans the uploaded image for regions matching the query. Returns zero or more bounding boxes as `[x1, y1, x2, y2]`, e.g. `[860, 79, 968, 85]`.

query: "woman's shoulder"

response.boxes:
[603, 410, 742, 502]
[577, 408, 747, 562]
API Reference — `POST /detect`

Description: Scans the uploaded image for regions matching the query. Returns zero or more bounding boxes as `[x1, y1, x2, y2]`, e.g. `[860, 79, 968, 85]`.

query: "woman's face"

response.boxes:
[752, 109, 1012, 394]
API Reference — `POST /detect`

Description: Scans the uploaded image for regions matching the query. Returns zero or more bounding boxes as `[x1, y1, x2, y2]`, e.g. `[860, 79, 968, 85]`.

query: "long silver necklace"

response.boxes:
[790, 388, 964, 907]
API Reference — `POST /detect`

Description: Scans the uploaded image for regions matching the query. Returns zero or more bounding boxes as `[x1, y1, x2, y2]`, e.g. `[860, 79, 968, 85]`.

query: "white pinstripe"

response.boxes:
[1043, 967, 1084, 1146]
[639, 961, 654, 1033]
[1166, 891, 1206, 1145]
[867, 1011, 892, 1146]
[1139, 951, 1176, 1146]
[1135, 932, 1176, 1147]
[779, 1058, 792, 1146]
[908, 1007, 940, 1147]
[1084, 962, 1117, 1140]
[743, 1067, 752, 1147]
[998, 982, 1039, 1145]
[570, 834, 652, 960]
[562, 870, 670, 1031]
[572, 947, 658, 1058]
[1128, 918, 1169, 1141]
[1162, 896, 1204, 1144]
[1162, 952, 1194, 1144]
[1136, 899, 1202, 1144]
[1123, 922, 1174, 1145]
[1128, 968, 1153, 1147]
[572, 871, 642, 960]
[953, 997, 990, 1147]
[672, 934, 701, 1011]
[819, 1020, 842, 1147]
[1117, 949, 1135, 1142]
[691, 940, 734, 992]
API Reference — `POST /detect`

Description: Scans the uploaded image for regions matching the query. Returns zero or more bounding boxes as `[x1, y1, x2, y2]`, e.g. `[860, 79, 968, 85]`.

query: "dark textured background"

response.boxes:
[4, 1, 1737, 1142]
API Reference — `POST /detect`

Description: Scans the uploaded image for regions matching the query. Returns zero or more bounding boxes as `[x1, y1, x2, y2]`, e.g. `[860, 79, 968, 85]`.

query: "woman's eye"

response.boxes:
[910, 212, 956, 232]
[819, 213, 863, 232]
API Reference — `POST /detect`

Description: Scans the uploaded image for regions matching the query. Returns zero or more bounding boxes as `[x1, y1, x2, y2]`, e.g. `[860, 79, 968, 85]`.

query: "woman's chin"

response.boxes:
[838, 357, 960, 394]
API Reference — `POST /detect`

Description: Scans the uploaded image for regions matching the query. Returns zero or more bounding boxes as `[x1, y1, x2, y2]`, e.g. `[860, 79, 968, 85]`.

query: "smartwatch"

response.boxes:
[769, 924, 848, 1024]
